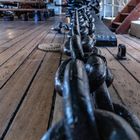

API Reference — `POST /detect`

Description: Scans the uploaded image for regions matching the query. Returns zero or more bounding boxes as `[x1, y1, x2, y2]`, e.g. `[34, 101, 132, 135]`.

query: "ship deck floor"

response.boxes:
[0, 17, 139, 140]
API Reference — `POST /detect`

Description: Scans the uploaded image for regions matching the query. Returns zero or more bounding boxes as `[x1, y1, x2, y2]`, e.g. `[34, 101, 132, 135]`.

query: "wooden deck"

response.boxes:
[0, 17, 64, 140]
[0, 17, 140, 140]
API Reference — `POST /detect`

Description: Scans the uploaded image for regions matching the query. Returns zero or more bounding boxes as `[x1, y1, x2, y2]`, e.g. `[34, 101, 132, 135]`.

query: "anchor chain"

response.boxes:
[41, 0, 140, 140]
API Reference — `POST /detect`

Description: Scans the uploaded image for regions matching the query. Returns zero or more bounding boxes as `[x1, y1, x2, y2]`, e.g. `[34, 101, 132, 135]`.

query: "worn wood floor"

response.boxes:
[0, 17, 140, 140]
[0, 17, 65, 140]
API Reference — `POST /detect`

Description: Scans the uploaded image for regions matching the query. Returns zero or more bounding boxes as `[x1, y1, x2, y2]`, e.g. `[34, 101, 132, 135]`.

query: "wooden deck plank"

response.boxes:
[0, 22, 32, 35]
[0, 22, 38, 33]
[101, 48, 140, 117]
[124, 34, 140, 45]
[117, 35, 140, 62]
[0, 23, 41, 53]
[43, 32, 57, 44]
[0, 21, 33, 30]
[51, 94, 63, 126]
[109, 85, 124, 105]
[50, 32, 68, 126]
[4, 52, 60, 140]
[0, 21, 44, 45]
[0, 29, 47, 88]
[0, 50, 46, 138]
[0, 25, 46, 66]
[53, 33, 65, 44]
[0, 23, 34, 45]
[120, 35, 140, 50]
[0, 17, 60, 89]
[107, 41, 140, 83]
[0, 30, 57, 139]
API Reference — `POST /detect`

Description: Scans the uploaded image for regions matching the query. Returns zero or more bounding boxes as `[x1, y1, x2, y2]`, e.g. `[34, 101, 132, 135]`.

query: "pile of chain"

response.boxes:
[41, 0, 140, 140]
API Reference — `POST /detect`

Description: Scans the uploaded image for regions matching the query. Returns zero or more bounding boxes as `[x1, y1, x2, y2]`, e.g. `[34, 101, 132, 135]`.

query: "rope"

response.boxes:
[38, 43, 62, 52]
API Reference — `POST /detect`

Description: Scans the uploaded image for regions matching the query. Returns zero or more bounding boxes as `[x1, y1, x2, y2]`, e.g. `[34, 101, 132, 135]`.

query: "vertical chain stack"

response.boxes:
[41, 0, 140, 140]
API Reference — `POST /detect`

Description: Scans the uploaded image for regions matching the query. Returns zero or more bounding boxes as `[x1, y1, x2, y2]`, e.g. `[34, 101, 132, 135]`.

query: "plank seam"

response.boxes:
[127, 53, 140, 63]
[1, 51, 47, 140]
[47, 51, 63, 130]
[118, 36, 140, 52]
[0, 26, 47, 67]
[0, 22, 45, 46]
[0, 24, 45, 55]
[124, 35, 140, 46]
[47, 33, 66, 129]
[0, 31, 49, 89]
[106, 48, 140, 84]
[112, 84, 126, 105]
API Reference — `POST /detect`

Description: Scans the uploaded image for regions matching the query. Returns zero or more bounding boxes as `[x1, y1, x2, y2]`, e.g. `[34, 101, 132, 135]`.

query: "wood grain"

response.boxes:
[101, 48, 140, 117]
[117, 35, 140, 62]
[107, 43, 140, 83]
[0, 16, 139, 140]
[4, 52, 60, 140]
[0, 50, 46, 138]
[0, 17, 61, 138]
